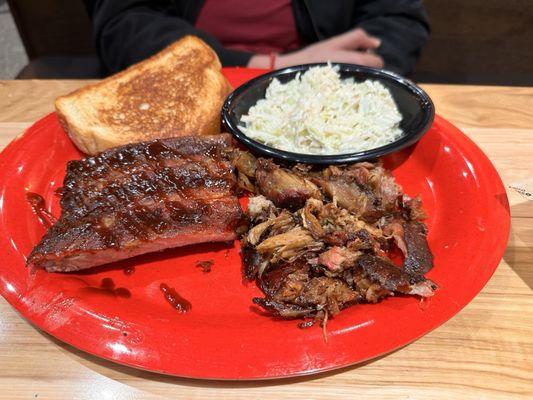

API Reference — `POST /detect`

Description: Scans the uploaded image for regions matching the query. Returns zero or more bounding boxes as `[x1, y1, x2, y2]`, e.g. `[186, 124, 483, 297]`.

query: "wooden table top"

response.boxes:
[0, 80, 531, 400]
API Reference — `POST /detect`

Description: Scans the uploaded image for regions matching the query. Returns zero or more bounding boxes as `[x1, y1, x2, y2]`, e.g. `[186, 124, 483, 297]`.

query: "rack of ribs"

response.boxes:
[27, 134, 247, 272]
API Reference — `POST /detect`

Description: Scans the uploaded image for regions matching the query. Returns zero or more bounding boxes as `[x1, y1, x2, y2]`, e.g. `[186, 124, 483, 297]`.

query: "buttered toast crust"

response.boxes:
[55, 36, 232, 155]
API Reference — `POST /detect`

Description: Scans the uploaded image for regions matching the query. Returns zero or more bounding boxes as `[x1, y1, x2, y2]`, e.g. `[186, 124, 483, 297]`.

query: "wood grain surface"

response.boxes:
[0, 80, 531, 400]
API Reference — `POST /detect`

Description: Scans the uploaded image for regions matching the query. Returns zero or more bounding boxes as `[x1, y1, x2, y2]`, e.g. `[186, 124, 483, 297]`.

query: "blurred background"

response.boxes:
[0, 0, 28, 78]
[1, 0, 532, 85]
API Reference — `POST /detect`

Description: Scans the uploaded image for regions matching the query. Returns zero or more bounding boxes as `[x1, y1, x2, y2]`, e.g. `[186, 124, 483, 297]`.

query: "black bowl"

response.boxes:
[222, 63, 435, 164]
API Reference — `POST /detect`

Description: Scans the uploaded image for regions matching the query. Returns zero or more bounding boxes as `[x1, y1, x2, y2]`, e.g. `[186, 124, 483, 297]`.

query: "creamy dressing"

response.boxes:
[240, 65, 403, 155]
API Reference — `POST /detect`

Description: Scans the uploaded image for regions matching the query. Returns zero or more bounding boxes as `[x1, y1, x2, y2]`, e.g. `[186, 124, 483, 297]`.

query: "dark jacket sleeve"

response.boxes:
[89, 0, 253, 73]
[352, 0, 430, 75]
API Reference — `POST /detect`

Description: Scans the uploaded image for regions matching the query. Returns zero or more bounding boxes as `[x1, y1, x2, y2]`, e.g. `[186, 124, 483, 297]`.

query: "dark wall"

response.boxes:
[412, 0, 533, 85]
[8, 0, 94, 59]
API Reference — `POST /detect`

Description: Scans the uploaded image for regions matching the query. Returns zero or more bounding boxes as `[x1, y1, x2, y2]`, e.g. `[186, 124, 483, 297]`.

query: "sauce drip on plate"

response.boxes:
[160, 283, 191, 313]
[195, 259, 213, 273]
[26, 192, 58, 227]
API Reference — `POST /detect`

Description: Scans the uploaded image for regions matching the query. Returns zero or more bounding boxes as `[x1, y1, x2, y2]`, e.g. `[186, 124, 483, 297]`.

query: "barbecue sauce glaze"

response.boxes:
[60, 138, 237, 250]
[160, 283, 191, 313]
[26, 192, 57, 227]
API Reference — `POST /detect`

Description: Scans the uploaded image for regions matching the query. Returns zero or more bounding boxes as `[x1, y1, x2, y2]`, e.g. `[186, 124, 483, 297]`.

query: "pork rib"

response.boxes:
[27, 134, 247, 272]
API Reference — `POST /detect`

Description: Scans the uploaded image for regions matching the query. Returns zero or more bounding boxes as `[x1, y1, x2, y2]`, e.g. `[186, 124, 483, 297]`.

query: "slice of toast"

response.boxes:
[55, 36, 232, 155]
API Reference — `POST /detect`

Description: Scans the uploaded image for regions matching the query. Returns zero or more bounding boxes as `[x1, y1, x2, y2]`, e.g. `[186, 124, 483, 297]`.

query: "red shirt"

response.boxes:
[195, 0, 301, 54]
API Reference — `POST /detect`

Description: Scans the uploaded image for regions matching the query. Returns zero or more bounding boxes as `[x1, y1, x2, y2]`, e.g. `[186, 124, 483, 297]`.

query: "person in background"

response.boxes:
[87, 0, 429, 76]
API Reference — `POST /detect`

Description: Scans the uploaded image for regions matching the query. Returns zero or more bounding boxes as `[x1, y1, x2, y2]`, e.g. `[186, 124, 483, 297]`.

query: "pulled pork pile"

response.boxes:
[230, 150, 436, 330]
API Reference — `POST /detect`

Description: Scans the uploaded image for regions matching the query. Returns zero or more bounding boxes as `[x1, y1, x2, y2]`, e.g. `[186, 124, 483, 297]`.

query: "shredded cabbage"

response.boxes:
[240, 65, 403, 155]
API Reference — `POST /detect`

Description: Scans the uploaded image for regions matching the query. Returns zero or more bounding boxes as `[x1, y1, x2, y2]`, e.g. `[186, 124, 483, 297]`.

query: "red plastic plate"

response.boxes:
[0, 68, 510, 379]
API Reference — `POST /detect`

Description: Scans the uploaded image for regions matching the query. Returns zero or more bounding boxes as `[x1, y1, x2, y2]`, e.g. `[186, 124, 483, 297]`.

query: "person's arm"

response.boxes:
[249, 29, 384, 70]
[351, 0, 430, 75]
[89, 0, 253, 73]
